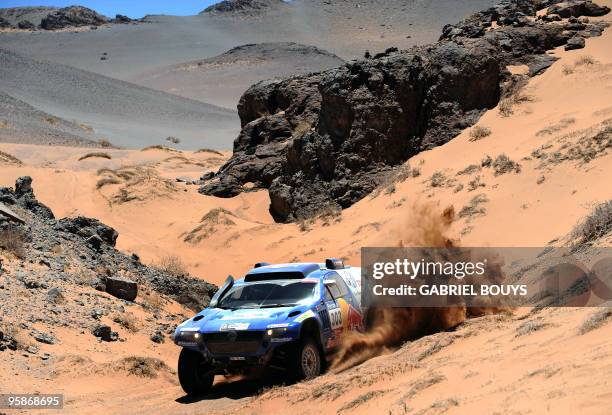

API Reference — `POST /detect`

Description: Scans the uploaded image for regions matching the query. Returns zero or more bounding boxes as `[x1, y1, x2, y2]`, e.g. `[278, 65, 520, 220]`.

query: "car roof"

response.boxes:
[246, 262, 322, 276]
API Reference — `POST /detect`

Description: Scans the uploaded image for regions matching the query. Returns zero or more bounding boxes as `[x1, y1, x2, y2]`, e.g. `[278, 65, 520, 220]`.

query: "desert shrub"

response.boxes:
[575, 55, 596, 66]
[0, 150, 23, 166]
[492, 154, 521, 175]
[158, 255, 188, 277]
[141, 145, 179, 153]
[467, 175, 485, 191]
[458, 194, 489, 219]
[562, 65, 574, 75]
[98, 138, 113, 148]
[498, 77, 533, 117]
[165, 136, 180, 144]
[113, 313, 140, 333]
[119, 356, 170, 378]
[469, 125, 491, 141]
[430, 171, 446, 187]
[515, 320, 549, 337]
[536, 117, 575, 136]
[95, 177, 121, 189]
[578, 309, 612, 334]
[78, 152, 111, 161]
[0, 226, 27, 258]
[44, 116, 59, 125]
[194, 148, 223, 156]
[456, 164, 481, 176]
[572, 201, 612, 244]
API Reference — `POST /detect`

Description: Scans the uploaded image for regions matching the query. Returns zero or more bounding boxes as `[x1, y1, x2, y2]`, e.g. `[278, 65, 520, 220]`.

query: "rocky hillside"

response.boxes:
[199, 0, 611, 222]
[201, 0, 286, 16]
[0, 5, 135, 31]
[0, 176, 217, 354]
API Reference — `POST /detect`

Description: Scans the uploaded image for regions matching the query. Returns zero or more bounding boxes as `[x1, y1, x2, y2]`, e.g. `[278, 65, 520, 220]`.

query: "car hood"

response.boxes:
[178, 305, 310, 332]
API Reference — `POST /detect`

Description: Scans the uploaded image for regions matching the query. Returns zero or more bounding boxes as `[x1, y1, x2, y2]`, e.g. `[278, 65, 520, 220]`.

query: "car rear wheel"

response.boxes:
[178, 348, 214, 396]
[293, 339, 322, 380]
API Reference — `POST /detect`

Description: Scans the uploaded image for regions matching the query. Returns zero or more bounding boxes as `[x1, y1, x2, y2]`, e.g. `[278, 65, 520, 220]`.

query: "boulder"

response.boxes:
[111, 14, 132, 24]
[565, 36, 586, 50]
[547, 1, 610, 18]
[92, 325, 118, 342]
[105, 277, 138, 301]
[17, 20, 36, 29]
[57, 216, 118, 246]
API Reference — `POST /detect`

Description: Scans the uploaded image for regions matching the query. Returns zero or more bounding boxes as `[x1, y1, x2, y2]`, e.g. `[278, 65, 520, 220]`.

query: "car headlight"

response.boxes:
[265, 327, 288, 337]
[176, 330, 202, 344]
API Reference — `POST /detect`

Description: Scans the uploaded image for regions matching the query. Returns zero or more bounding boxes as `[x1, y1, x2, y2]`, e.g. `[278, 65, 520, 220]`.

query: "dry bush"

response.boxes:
[98, 138, 113, 148]
[469, 125, 492, 141]
[112, 313, 140, 333]
[0, 150, 23, 166]
[117, 356, 171, 378]
[515, 320, 549, 337]
[0, 226, 27, 258]
[165, 136, 180, 144]
[536, 117, 575, 137]
[430, 171, 447, 187]
[370, 164, 412, 198]
[572, 200, 612, 244]
[96, 166, 176, 204]
[44, 116, 59, 125]
[95, 176, 121, 189]
[158, 255, 188, 277]
[575, 55, 596, 66]
[141, 145, 180, 153]
[499, 77, 533, 117]
[458, 194, 489, 219]
[456, 164, 481, 176]
[562, 65, 574, 75]
[78, 152, 111, 161]
[183, 208, 236, 244]
[194, 148, 224, 156]
[467, 175, 485, 191]
[140, 290, 165, 311]
[492, 154, 521, 175]
[578, 309, 612, 335]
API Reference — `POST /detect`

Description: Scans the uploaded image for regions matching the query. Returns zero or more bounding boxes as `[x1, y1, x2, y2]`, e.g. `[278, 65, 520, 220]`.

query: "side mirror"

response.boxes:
[209, 275, 234, 308]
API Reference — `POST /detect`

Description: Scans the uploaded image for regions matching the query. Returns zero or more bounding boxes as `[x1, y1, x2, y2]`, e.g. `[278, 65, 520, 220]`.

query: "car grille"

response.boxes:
[202, 330, 264, 355]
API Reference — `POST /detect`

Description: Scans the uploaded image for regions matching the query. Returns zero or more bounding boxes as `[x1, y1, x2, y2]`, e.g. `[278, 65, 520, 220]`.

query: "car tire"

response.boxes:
[178, 348, 214, 396]
[292, 338, 322, 380]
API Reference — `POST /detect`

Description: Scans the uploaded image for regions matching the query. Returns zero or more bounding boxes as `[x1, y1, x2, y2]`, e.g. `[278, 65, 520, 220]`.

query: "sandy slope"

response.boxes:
[0, 4, 611, 414]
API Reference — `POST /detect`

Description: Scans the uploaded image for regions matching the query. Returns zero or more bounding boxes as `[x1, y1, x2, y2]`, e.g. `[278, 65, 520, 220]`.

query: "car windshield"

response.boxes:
[217, 281, 317, 309]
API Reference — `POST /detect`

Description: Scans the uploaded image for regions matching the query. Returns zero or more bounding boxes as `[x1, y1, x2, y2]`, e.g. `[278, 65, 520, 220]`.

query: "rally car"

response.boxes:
[173, 259, 363, 396]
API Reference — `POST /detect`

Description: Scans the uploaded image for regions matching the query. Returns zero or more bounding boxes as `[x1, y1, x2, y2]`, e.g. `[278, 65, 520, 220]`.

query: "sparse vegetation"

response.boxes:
[338, 390, 388, 412]
[572, 200, 612, 245]
[194, 148, 224, 156]
[536, 117, 575, 137]
[575, 55, 596, 66]
[183, 208, 236, 243]
[0, 225, 27, 258]
[0, 150, 23, 166]
[458, 194, 489, 219]
[492, 154, 521, 175]
[96, 166, 176, 204]
[456, 164, 481, 176]
[578, 309, 612, 335]
[118, 357, 171, 378]
[562, 65, 574, 75]
[78, 152, 111, 161]
[158, 255, 188, 277]
[499, 77, 533, 117]
[98, 138, 113, 148]
[469, 125, 491, 141]
[467, 175, 485, 191]
[515, 320, 549, 337]
[430, 171, 447, 187]
[113, 313, 140, 333]
[44, 116, 59, 125]
[141, 145, 180, 153]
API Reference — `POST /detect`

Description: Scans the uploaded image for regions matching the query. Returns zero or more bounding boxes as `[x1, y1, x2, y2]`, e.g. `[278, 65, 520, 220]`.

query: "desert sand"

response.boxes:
[0, 1, 611, 414]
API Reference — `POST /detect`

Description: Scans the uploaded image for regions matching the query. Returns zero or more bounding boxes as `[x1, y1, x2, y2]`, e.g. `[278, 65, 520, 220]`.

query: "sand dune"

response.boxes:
[0, 49, 239, 149]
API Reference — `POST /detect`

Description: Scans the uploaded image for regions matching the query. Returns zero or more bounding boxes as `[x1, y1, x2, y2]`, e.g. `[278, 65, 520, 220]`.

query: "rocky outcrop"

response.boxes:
[39, 6, 108, 30]
[547, 1, 611, 17]
[199, 0, 610, 222]
[0, 17, 12, 28]
[201, 0, 284, 15]
[0, 177, 217, 311]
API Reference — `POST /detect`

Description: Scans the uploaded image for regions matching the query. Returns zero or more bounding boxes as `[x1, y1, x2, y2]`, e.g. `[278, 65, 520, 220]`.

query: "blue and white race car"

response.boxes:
[173, 259, 363, 396]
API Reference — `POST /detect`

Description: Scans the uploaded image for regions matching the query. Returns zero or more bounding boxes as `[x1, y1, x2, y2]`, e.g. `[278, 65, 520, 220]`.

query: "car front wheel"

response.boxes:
[178, 348, 214, 396]
[293, 339, 322, 380]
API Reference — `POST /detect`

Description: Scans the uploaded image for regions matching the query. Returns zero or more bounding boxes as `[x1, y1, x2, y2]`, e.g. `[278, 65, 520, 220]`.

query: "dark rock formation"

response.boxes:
[17, 20, 35, 29]
[565, 35, 586, 50]
[39, 6, 108, 30]
[57, 216, 119, 247]
[111, 14, 132, 24]
[105, 277, 138, 301]
[93, 325, 118, 342]
[547, 1, 610, 17]
[0, 17, 12, 28]
[0, 177, 217, 311]
[199, 0, 610, 222]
